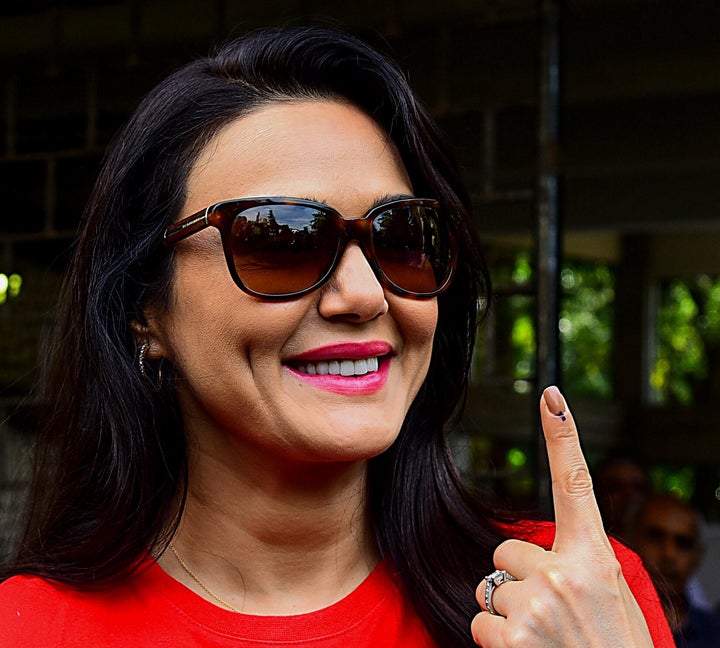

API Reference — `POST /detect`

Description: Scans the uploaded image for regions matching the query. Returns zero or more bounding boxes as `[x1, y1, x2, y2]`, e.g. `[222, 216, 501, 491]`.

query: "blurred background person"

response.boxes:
[593, 453, 651, 540]
[628, 493, 720, 648]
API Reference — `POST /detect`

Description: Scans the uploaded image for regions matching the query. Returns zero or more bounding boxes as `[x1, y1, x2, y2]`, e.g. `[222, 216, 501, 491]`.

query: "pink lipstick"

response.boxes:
[284, 341, 392, 396]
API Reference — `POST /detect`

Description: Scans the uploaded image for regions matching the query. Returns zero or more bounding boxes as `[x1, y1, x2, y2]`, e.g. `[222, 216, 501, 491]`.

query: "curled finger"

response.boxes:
[471, 609, 506, 647]
[493, 537, 547, 578]
[476, 569, 520, 617]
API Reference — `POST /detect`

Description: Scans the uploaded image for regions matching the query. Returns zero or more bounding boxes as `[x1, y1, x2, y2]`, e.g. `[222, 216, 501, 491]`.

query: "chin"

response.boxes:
[317, 429, 401, 463]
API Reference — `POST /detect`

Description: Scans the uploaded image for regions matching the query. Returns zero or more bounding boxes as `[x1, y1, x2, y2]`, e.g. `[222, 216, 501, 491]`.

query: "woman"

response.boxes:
[0, 26, 672, 647]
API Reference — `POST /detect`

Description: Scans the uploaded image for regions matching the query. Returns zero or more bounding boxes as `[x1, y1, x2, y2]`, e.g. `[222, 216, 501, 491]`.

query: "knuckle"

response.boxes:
[553, 463, 594, 498]
[594, 556, 624, 584]
[541, 555, 623, 597]
[504, 623, 533, 646]
[542, 563, 593, 602]
[493, 538, 523, 563]
[526, 592, 553, 621]
[543, 564, 575, 592]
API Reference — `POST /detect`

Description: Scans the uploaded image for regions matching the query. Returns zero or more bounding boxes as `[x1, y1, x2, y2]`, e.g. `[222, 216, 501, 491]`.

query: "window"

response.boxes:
[473, 249, 615, 399]
[650, 274, 720, 405]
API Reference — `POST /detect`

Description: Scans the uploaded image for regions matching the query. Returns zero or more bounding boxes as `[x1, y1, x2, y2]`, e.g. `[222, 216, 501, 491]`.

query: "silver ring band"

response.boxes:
[484, 569, 518, 616]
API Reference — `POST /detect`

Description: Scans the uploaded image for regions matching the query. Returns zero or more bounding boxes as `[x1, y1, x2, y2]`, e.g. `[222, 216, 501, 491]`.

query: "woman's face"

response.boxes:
[149, 100, 438, 468]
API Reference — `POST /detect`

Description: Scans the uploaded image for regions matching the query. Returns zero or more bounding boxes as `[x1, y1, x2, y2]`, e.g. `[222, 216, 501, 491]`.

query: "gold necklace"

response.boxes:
[169, 544, 242, 613]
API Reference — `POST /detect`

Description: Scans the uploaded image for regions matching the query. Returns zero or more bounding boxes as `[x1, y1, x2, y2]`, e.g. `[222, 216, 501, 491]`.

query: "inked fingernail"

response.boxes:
[543, 385, 567, 420]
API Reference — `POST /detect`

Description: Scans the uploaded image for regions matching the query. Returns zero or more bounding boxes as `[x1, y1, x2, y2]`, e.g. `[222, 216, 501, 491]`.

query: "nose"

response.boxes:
[317, 242, 388, 322]
[657, 536, 681, 564]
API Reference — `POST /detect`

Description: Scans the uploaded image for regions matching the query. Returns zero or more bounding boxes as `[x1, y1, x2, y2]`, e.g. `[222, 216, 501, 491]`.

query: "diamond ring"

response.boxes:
[484, 569, 518, 616]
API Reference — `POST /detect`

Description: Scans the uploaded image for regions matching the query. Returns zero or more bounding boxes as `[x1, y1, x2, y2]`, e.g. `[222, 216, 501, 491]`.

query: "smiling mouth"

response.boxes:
[293, 356, 380, 377]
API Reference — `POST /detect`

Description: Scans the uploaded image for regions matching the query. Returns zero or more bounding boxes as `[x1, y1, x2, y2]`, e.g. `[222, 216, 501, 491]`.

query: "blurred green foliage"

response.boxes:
[651, 275, 720, 404]
[650, 465, 696, 501]
[477, 251, 719, 404]
[559, 262, 614, 397]
[476, 251, 614, 398]
[472, 251, 719, 507]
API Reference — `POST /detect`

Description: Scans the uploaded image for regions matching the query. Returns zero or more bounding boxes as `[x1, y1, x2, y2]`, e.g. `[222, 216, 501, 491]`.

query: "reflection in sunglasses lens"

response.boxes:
[227, 202, 449, 297]
[373, 207, 441, 294]
[230, 205, 338, 295]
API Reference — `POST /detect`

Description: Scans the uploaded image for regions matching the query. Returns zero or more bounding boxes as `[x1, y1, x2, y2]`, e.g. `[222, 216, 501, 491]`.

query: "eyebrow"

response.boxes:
[301, 192, 418, 213]
[370, 192, 416, 208]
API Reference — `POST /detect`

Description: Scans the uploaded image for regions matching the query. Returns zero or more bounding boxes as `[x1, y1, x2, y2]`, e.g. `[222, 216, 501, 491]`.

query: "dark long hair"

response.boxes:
[5, 26, 505, 647]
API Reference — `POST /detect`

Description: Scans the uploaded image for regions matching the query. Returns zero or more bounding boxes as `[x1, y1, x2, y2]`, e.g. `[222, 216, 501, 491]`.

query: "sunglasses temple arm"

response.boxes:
[164, 211, 210, 244]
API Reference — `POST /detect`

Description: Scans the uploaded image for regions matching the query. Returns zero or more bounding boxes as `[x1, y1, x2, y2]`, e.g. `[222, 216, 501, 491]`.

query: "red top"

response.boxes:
[0, 524, 674, 647]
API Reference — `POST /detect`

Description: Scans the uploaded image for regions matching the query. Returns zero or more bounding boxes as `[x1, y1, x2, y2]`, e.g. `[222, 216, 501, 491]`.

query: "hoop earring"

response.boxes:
[137, 340, 164, 391]
[155, 361, 165, 392]
[138, 340, 149, 377]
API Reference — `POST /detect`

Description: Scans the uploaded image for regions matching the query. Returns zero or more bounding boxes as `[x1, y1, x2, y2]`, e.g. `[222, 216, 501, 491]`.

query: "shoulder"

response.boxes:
[0, 567, 163, 646]
[1, 573, 72, 608]
[0, 575, 74, 645]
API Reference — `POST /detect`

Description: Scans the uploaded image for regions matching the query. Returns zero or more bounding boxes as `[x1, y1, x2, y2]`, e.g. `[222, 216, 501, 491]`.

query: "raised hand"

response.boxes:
[470, 386, 655, 647]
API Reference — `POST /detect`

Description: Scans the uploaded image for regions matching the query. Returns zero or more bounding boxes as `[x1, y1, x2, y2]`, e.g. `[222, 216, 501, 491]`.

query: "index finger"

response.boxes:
[541, 385, 610, 552]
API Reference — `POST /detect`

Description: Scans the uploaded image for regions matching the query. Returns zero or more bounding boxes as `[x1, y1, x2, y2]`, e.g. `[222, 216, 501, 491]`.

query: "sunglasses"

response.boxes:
[164, 197, 457, 300]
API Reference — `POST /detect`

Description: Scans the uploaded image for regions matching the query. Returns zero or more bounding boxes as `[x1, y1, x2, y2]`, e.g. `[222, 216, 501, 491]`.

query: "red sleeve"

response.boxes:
[608, 537, 675, 648]
[504, 520, 675, 647]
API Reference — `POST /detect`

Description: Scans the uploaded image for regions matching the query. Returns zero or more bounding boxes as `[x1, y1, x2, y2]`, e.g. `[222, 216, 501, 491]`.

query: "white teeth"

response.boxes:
[295, 356, 381, 377]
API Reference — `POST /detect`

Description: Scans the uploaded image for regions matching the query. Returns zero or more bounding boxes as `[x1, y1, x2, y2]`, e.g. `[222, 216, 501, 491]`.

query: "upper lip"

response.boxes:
[285, 341, 393, 363]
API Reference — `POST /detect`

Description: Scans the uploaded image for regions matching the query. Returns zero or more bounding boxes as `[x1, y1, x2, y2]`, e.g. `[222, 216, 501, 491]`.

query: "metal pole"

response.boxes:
[535, 0, 562, 513]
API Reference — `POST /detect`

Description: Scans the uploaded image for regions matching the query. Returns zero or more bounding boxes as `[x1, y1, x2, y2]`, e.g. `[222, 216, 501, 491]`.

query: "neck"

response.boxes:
[161, 438, 378, 615]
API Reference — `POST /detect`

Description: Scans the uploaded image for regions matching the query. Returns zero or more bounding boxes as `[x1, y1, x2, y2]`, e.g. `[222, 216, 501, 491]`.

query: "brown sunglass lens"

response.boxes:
[372, 206, 450, 293]
[228, 204, 339, 295]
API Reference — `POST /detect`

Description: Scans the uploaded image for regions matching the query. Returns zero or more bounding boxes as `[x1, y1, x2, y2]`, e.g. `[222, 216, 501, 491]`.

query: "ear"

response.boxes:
[130, 310, 172, 362]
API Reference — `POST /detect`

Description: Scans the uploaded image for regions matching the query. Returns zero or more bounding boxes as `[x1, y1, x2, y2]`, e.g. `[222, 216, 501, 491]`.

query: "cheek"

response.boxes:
[394, 297, 438, 362]
[164, 304, 242, 376]
[156, 265, 252, 370]
[640, 545, 662, 564]
[419, 303, 439, 343]
[161, 277, 310, 377]
[413, 299, 439, 344]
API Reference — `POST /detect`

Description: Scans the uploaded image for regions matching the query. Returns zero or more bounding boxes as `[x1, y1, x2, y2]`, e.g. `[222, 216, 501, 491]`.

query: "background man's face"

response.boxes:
[633, 499, 701, 596]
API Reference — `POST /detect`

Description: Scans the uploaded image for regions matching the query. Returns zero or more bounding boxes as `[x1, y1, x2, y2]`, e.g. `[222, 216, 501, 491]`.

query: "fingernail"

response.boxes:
[543, 385, 567, 420]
